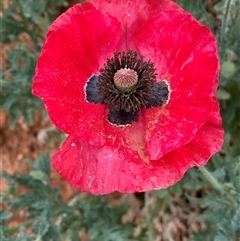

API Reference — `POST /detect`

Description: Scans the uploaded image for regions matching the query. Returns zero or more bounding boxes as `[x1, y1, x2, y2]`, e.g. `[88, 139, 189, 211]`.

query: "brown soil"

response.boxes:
[0, 110, 78, 231]
[0, 110, 77, 200]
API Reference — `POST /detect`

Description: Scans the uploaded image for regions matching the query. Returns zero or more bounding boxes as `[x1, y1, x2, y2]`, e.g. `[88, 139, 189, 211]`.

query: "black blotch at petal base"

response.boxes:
[146, 81, 170, 108]
[108, 109, 139, 125]
[86, 75, 102, 104]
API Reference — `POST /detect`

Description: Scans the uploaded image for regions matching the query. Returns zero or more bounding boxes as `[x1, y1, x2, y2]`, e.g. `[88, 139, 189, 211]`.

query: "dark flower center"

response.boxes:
[86, 50, 170, 126]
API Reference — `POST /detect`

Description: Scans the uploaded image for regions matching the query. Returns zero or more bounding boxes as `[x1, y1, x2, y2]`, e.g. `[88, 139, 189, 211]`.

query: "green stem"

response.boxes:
[3, 221, 32, 235]
[144, 191, 155, 241]
[198, 166, 224, 192]
[199, 0, 214, 32]
[220, 0, 232, 43]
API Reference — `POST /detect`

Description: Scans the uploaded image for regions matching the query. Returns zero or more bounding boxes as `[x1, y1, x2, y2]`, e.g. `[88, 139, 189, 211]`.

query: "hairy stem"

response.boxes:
[3, 222, 32, 235]
[198, 166, 224, 192]
[144, 191, 155, 241]
[220, 0, 232, 43]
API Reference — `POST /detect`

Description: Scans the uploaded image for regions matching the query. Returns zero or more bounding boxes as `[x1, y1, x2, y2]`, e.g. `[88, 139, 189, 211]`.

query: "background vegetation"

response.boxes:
[1, 0, 239, 240]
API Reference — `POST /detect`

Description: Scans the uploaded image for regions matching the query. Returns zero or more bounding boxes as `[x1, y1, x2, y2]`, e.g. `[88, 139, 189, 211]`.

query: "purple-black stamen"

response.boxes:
[85, 50, 170, 126]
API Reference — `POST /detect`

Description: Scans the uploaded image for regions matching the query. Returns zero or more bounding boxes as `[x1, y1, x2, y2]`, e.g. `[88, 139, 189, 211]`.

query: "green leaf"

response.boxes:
[217, 89, 231, 100]
[89, 224, 133, 241]
[183, 179, 203, 190]
[31, 200, 49, 210]
[214, 234, 229, 241]
[214, 0, 228, 11]
[221, 61, 236, 78]
[0, 211, 12, 220]
[232, 208, 240, 232]
[34, 217, 50, 236]
[31, 154, 51, 177]
[29, 170, 48, 184]
[39, 222, 50, 236]
[156, 189, 169, 198]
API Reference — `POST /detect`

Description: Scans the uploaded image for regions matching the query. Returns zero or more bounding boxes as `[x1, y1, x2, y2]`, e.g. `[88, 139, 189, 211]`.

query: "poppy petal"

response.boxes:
[136, 11, 219, 159]
[89, 0, 181, 50]
[33, 10, 121, 146]
[175, 97, 224, 167]
[47, 2, 95, 38]
[104, 111, 149, 163]
[52, 98, 223, 195]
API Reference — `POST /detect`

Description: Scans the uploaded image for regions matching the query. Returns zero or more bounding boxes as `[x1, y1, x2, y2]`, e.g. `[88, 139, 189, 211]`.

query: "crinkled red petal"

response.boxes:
[33, 10, 121, 146]
[174, 97, 223, 167]
[47, 2, 95, 38]
[87, 0, 181, 50]
[52, 98, 223, 195]
[103, 111, 150, 162]
[136, 11, 220, 159]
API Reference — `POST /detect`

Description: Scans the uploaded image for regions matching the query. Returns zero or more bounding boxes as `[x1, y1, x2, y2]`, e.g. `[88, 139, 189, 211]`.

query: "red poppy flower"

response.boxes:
[33, 0, 224, 195]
